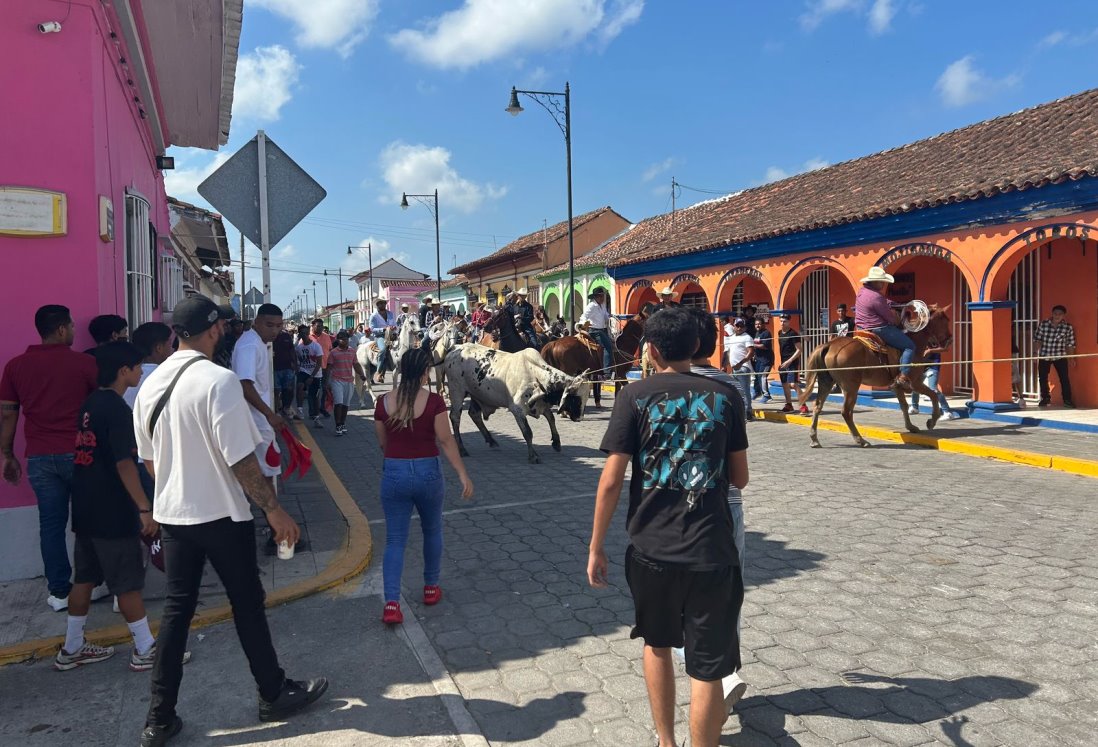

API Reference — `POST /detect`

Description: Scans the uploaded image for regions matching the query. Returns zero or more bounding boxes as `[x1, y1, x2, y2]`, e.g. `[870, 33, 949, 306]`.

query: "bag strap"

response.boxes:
[147, 356, 206, 437]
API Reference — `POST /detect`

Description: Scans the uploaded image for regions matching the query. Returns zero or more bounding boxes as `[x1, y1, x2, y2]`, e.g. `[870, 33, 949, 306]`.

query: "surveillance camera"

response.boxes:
[38, 21, 62, 33]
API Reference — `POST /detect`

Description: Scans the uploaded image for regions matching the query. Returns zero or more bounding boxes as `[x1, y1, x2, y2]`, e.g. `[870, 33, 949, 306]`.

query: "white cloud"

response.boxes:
[803, 157, 830, 171]
[249, 0, 379, 57]
[379, 142, 507, 214]
[232, 46, 301, 122]
[642, 157, 680, 183]
[1038, 30, 1068, 48]
[868, 0, 897, 35]
[389, 0, 643, 70]
[935, 56, 1017, 107]
[799, 0, 862, 32]
[164, 150, 231, 201]
[759, 157, 829, 185]
[765, 166, 790, 182]
[274, 244, 297, 260]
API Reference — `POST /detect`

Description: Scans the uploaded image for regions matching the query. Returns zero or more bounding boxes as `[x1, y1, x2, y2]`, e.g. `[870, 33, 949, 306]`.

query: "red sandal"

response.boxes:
[423, 585, 442, 606]
[382, 601, 403, 624]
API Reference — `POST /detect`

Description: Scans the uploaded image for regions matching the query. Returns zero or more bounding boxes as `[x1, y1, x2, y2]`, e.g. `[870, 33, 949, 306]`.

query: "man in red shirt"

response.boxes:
[1, 305, 99, 611]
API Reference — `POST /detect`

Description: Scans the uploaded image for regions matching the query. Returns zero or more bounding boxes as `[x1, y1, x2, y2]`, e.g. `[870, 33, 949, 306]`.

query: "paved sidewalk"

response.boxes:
[320, 387, 1097, 746]
[0, 436, 347, 660]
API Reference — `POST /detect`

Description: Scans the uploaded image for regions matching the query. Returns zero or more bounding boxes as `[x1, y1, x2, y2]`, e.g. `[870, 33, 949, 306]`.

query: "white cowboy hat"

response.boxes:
[423, 296, 433, 302]
[400, 303, 409, 308]
[860, 266, 895, 284]
[658, 287, 677, 297]
[517, 288, 529, 295]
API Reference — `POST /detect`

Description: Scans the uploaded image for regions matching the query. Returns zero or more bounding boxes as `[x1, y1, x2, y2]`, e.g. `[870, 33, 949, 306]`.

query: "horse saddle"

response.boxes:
[853, 329, 889, 355]
[575, 331, 602, 355]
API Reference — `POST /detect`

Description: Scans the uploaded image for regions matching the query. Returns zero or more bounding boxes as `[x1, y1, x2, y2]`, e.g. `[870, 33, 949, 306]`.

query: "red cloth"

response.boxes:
[0, 344, 97, 456]
[375, 392, 447, 459]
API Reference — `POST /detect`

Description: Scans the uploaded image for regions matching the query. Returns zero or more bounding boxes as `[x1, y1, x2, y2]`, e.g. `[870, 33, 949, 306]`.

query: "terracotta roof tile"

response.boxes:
[603, 88, 1098, 269]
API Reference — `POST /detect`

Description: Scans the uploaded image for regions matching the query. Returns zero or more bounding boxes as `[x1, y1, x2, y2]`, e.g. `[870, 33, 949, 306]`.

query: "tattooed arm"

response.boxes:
[231, 453, 300, 545]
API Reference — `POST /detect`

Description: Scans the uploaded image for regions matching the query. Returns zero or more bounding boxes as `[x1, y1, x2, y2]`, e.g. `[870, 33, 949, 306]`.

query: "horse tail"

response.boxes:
[799, 343, 830, 407]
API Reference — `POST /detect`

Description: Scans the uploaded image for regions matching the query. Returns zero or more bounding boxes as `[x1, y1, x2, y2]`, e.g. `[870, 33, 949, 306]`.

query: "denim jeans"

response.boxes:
[1038, 358, 1073, 404]
[380, 457, 446, 602]
[374, 334, 390, 375]
[731, 365, 754, 419]
[588, 328, 614, 373]
[148, 518, 284, 727]
[910, 365, 951, 412]
[753, 359, 772, 398]
[869, 325, 916, 374]
[26, 454, 75, 597]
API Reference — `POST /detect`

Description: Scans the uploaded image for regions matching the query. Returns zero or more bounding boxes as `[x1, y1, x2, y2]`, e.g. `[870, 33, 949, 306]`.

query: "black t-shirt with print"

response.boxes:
[830, 317, 854, 338]
[753, 328, 774, 363]
[599, 371, 748, 570]
[778, 329, 801, 361]
[72, 389, 140, 538]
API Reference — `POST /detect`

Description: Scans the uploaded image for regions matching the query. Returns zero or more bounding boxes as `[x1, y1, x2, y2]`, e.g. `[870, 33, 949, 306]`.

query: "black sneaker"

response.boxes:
[1038, 398, 1051, 407]
[1063, 401, 1076, 409]
[140, 715, 182, 747]
[258, 677, 329, 722]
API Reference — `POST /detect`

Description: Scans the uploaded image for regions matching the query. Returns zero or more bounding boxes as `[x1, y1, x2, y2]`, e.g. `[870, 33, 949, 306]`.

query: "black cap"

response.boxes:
[779, 313, 792, 321]
[172, 296, 234, 338]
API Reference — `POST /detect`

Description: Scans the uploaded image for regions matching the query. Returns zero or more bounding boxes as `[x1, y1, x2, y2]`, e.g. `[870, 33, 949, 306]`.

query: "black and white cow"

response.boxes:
[444, 345, 590, 464]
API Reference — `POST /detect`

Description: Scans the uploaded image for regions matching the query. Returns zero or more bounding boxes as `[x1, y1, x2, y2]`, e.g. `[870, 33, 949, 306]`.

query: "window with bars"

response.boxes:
[125, 194, 154, 326]
[679, 292, 710, 311]
[160, 255, 184, 312]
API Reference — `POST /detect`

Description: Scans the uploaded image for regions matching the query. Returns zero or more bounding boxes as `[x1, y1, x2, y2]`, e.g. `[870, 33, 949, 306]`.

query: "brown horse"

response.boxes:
[542, 334, 634, 407]
[481, 307, 533, 353]
[799, 305, 953, 447]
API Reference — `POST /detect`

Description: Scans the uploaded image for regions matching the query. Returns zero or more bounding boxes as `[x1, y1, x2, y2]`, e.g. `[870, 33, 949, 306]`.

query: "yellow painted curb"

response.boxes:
[0, 423, 372, 667]
[759, 411, 1097, 478]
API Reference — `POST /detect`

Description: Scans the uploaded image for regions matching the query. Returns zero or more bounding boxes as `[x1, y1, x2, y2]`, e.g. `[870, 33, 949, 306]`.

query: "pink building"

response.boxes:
[0, 1, 242, 580]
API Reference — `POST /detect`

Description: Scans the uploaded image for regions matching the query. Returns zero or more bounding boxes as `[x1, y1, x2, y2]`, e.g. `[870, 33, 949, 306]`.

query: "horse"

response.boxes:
[481, 307, 534, 353]
[427, 318, 467, 399]
[542, 333, 634, 408]
[798, 305, 954, 448]
[387, 315, 422, 387]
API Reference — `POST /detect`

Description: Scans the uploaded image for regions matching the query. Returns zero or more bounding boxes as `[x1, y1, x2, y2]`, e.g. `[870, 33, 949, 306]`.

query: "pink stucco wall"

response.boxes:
[0, 1, 170, 510]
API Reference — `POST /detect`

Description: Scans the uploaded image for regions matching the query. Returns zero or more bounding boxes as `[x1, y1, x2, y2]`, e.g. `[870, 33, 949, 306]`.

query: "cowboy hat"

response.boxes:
[860, 266, 895, 284]
[516, 288, 529, 295]
[658, 287, 677, 297]
[423, 296, 433, 302]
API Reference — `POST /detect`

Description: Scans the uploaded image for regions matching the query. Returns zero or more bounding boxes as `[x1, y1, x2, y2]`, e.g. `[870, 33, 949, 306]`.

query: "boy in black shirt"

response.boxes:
[588, 307, 749, 747]
[57, 342, 185, 673]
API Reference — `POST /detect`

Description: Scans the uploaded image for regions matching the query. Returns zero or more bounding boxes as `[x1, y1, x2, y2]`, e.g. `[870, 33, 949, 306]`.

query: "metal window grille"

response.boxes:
[1009, 250, 1041, 400]
[796, 268, 830, 379]
[730, 283, 745, 314]
[951, 266, 974, 396]
[125, 194, 153, 326]
[160, 255, 184, 312]
[679, 291, 709, 311]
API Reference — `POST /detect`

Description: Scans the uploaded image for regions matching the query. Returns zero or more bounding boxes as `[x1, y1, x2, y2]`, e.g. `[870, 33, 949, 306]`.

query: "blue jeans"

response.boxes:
[381, 457, 446, 602]
[26, 454, 75, 597]
[374, 334, 390, 374]
[731, 365, 754, 420]
[869, 325, 915, 375]
[589, 328, 614, 373]
[753, 359, 772, 397]
[910, 365, 951, 412]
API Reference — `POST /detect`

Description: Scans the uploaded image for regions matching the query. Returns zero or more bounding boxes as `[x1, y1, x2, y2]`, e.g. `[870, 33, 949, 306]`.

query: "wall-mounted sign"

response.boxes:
[99, 196, 114, 242]
[0, 187, 67, 237]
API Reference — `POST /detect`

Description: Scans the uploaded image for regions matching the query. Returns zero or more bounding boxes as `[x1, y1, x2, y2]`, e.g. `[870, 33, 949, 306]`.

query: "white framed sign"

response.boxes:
[0, 187, 67, 237]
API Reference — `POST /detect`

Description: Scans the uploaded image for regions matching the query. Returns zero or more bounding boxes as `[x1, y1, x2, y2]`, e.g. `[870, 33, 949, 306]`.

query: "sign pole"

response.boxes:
[239, 232, 246, 318]
[256, 129, 272, 303]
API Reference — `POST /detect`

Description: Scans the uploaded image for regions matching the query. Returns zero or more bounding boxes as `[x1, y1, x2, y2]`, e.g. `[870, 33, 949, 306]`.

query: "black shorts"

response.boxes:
[73, 535, 146, 595]
[780, 370, 799, 384]
[625, 545, 743, 682]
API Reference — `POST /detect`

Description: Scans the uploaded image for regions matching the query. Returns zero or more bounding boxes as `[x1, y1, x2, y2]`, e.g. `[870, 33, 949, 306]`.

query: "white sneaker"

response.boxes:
[130, 643, 192, 672]
[46, 594, 69, 612]
[90, 583, 110, 602]
[908, 405, 919, 415]
[1017, 399, 1027, 409]
[54, 641, 115, 671]
[722, 671, 748, 717]
[945, 411, 960, 420]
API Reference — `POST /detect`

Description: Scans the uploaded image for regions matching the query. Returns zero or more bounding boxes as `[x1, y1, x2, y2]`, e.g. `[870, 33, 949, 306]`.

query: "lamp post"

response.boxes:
[506, 82, 575, 328]
[400, 189, 441, 300]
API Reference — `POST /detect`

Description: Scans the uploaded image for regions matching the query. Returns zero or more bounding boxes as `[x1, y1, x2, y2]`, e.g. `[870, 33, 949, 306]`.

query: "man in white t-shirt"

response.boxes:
[133, 296, 327, 744]
[232, 304, 286, 482]
[724, 318, 756, 420]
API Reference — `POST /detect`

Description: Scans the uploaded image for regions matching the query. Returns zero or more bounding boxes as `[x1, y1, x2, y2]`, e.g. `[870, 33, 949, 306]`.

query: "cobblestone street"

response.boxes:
[324, 395, 1098, 747]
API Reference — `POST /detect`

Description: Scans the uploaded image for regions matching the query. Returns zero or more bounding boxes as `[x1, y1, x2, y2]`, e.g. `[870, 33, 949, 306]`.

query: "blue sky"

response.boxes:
[166, 0, 1098, 313]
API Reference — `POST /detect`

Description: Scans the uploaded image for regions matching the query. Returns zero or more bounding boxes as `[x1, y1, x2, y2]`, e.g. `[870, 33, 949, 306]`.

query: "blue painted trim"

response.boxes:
[768, 308, 802, 316]
[967, 301, 1018, 311]
[969, 400, 1018, 412]
[610, 177, 1098, 280]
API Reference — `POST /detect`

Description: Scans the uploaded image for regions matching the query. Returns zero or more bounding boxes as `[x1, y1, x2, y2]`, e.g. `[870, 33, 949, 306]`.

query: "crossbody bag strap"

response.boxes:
[147, 356, 207, 438]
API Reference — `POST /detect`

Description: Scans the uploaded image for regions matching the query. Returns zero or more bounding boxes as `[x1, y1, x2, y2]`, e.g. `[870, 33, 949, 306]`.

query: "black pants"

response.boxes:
[147, 518, 284, 727]
[1038, 358, 1073, 404]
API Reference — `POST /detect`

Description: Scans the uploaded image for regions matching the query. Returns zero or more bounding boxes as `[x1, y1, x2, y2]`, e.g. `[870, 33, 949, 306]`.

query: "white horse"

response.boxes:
[427, 318, 467, 399]
[389, 315, 422, 386]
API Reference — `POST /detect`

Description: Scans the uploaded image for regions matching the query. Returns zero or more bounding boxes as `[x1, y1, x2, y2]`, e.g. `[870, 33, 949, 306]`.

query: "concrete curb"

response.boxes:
[759, 411, 1098, 478]
[0, 423, 373, 667]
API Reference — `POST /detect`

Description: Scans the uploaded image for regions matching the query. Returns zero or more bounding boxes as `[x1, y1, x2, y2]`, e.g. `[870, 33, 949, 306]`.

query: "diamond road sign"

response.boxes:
[197, 133, 326, 248]
[243, 286, 264, 305]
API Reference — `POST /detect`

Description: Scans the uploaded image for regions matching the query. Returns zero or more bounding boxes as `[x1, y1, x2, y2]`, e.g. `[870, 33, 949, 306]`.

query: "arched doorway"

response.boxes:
[672, 274, 710, 311]
[543, 288, 561, 320]
[625, 279, 658, 315]
[714, 267, 775, 317]
[780, 260, 858, 374]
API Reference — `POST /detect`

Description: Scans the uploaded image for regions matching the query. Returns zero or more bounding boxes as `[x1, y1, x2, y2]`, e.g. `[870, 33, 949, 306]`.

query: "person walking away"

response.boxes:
[854, 267, 916, 390]
[722, 317, 755, 421]
[580, 287, 614, 373]
[310, 319, 333, 418]
[588, 307, 748, 747]
[830, 303, 854, 339]
[908, 337, 958, 419]
[777, 315, 808, 414]
[85, 314, 129, 356]
[214, 314, 243, 369]
[294, 325, 324, 427]
[751, 317, 774, 402]
[375, 347, 473, 625]
[370, 299, 398, 384]
[1034, 304, 1076, 408]
[720, 316, 735, 372]
[1, 305, 100, 611]
[329, 331, 367, 435]
[126, 323, 173, 409]
[272, 326, 298, 419]
[683, 308, 751, 716]
[134, 296, 326, 745]
[58, 342, 192, 672]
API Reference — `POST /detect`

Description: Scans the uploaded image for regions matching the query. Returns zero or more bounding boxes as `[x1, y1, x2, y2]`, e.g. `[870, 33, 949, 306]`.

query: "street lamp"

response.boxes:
[400, 189, 441, 300]
[506, 82, 575, 327]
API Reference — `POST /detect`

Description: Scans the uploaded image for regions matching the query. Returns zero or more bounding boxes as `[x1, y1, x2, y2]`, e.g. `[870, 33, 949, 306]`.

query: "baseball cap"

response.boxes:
[733, 317, 746, 327]
[779, 313, 792, 321]
[171, 296, 234, 338]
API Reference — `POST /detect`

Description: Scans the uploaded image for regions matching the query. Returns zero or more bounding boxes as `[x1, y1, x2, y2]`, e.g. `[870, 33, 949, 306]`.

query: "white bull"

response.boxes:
[444, 345, 590, 464]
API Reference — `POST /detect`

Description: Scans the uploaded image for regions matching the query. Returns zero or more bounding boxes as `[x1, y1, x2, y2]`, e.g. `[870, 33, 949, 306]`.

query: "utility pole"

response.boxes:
[239, 233, 245, 319]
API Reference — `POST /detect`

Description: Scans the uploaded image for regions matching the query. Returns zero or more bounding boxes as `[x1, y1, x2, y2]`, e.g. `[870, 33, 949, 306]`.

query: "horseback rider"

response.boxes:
[395, 303, 412, 328]
[469, 300, 491, 343]
[579, 287, 614, 373]
[505, 289, 538, 348]
[654, 287, 679, 311]
[369, 298, 398, 383]
[854, 266, 916, 390]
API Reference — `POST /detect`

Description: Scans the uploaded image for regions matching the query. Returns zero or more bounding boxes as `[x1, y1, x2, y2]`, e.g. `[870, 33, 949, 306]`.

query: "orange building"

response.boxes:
[602, 89, 1098, 410]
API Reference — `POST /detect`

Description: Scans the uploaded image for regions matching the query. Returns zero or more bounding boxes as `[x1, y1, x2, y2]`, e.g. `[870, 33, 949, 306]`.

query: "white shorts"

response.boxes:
[331, 379, 354, 407]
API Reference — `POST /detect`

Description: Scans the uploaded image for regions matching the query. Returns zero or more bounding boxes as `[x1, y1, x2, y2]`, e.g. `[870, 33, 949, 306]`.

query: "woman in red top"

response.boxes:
[374, 347, 473, 624]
